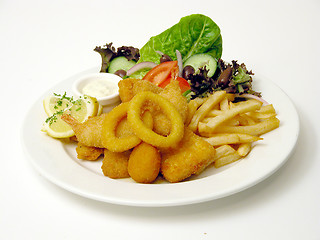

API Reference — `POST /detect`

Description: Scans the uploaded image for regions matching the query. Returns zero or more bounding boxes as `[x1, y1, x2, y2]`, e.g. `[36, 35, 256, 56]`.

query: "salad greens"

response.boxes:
[138, 14, 222, 64]
[94, 14, 262, 99]
[94, 43, 139, 73]
[187, 60, 260, 100]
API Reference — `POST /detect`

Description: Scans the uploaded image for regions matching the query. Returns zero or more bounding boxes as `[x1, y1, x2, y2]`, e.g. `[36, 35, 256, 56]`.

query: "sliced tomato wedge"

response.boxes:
[143, 61, 179, 86]
[143, 61, 190, 93]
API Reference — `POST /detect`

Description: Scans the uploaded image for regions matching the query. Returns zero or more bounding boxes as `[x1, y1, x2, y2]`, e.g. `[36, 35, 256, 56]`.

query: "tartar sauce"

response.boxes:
[82, 79, 117, 98]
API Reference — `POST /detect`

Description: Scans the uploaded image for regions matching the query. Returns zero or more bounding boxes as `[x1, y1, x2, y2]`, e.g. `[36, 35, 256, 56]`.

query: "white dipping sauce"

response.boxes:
[82, 79, 117, 98]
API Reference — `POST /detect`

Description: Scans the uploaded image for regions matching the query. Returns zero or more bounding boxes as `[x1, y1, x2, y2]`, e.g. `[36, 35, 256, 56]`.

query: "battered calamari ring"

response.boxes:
[102, 103, 153, 152]
[127, 91, 184, 148]
[102, 102, 141, 152]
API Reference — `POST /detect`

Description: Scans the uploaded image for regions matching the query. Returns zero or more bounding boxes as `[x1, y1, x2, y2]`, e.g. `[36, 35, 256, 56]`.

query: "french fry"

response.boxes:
[186, 91, 279, 169]
[188, 91, 226, 132]
[214, 152, 242, 168]
[197, 99, 263, 134]
[214, 145, 236, 159]
[206, 109, 224, 117]
[239, 113, 257, 125]
[246, 111, 277, 120]
[257, 104, 276, 114]
[202, 133, 262, 146]
[186, 97, 207, 125]
[203, 134, 240, 146]
[201, 117, 280, 136]
[220, 97, 229, 111]
[213, 145, 242, 168]
[202, 116, 240, 126]
[237, 143, 252, 157]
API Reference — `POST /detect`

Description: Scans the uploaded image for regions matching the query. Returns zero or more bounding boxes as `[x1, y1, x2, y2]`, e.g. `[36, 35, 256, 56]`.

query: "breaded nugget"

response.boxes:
[161, 128, 216, 183]
[101, 149, 131, 179]
[61, 113, 107, 148]
[76, 142, 104, 161]
[128, 142, 161, 183]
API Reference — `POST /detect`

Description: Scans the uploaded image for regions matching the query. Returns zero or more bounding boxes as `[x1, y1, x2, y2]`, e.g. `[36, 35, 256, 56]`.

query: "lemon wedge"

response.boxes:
[42, 94, 100, 138]
[43, 95, 71, 116]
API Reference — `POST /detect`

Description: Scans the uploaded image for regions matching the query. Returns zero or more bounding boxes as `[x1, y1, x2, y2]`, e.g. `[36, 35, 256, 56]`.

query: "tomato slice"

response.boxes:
[143, 61, 179, 85]
[143, 61, 190, 93]
[177, 77, 191, 93]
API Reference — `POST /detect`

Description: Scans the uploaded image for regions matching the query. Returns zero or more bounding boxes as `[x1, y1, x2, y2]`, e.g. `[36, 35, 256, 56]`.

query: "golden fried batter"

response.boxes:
[101, 149, 131, 179]
[118, 79, 188, 136]
[76, 142, 104, 161]
[152, 80, 188, 135]
[61, 113, 107, 148]
[160, 128, 216, 183]
[128, 142, 161, 183]
[159, 80, 188, 122]
[118, 78, 162, 102]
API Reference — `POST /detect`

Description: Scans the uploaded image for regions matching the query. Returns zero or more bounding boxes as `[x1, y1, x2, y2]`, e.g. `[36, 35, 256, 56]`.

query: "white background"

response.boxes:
[1, 0, 319, 239]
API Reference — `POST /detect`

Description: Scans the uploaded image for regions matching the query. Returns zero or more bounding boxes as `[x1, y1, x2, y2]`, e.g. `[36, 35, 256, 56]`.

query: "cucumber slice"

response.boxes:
[183, 54, 217, 77]
[108, 56, 136, 74]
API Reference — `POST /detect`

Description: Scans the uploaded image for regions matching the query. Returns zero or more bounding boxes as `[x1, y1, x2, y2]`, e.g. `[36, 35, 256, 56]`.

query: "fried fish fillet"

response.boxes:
[160, 128, 216, 183]
[153, 80, 188, 135]
[61, 113, 107, 148]
[118, 78, 162, 102]
[76, 142, 104, 161]
[101, 149, 131, 179]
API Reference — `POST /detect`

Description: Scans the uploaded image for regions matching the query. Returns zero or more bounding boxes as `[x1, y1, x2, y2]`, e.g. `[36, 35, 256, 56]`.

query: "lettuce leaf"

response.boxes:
[138, 14, 222, 64]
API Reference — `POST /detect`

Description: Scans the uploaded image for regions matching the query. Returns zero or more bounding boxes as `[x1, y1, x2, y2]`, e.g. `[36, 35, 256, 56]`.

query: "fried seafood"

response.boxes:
[161, 128, 216, 183]
[59, 75, 278, 184]
[118, 79, 188, 136]
[61, 113, 107, 148]
[101, 102, 142, 152]
[101, 102, 154, 152]
[153, 81, 188, 135]
[118, 78, 139, 102]
[76, 142, 104, 161]
[128, 142, 161, 183]
[118, 78, 162, 102]
[127, 91, 184, 148]
[116, 110, 153, 138]
[101, 149, 131, 179]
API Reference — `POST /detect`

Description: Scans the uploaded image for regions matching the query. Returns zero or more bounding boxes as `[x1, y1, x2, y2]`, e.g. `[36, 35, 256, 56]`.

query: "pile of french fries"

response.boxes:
[187, 91, 280, 168]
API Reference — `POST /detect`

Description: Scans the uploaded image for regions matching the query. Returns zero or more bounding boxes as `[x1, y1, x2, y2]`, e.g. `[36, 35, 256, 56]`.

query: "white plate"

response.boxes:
[21, 67, 299, 207]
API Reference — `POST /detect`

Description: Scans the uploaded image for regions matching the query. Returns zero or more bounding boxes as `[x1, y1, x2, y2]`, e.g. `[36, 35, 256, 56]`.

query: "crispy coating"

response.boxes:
[118, 78, 139, 102]
[153, 81, 188, 135]
[160, 128, 216, 183]
[101, 149, 131, 179]
[128, 142, 161, 183]
[116, 110, 153, 138]
[61, 113, 107, 148]
[133, 80, 188, 136]
[132, 79, 162, 96]
[76, 142, 104, 161]
[101, 102, 142, 152]
[159, 80, 188, 122]
[118, 78, 187, 136]
[118, 78, 162, 102]
[127, 91, 184, 148]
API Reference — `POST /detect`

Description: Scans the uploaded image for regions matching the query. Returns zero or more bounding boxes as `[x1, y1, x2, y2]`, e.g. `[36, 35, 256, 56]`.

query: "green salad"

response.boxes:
[94, 14, 261, 100]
